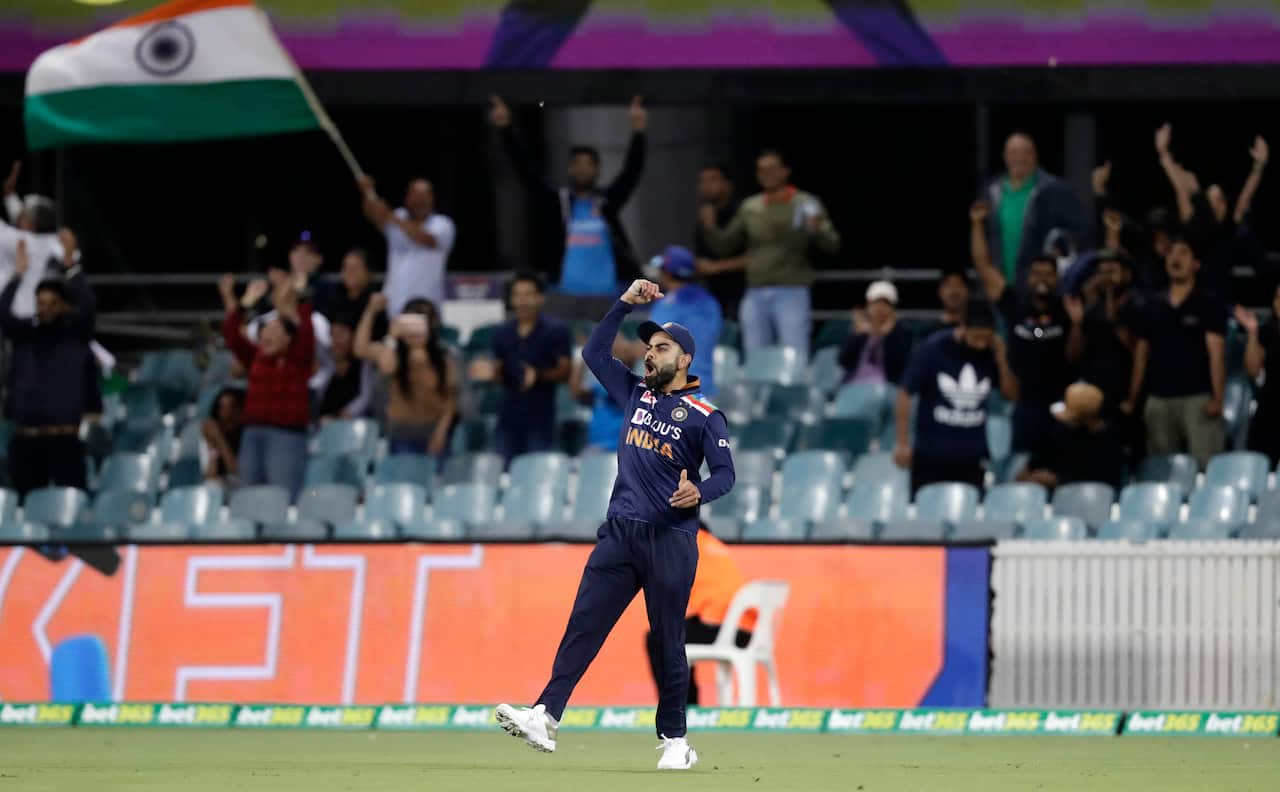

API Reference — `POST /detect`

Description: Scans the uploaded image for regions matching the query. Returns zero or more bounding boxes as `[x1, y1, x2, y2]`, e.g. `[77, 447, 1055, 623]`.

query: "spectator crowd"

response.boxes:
[1, 110, 1277, 507]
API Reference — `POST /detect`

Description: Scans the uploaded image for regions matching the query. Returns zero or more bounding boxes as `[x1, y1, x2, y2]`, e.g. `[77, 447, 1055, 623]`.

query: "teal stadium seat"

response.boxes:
[375, 454, 437, 489]
[1137, 454, 1199, 494]
[1022, 517, 1087, 541]
[195, 518, 257, 542]
[1050, 483, 1115, 530]
[736, 421, 794, 458]
[1187, 485, 1247, 530]
[570, 455, 618, 522]
[228, 486, 290, 526]
[469, 520, 534, 540]
[713, 346, 741, 388]
[98, 452, 159, 494]
[303, 455, 366, 489]
[1204, 452, 1269, 501]
[314, 419, 379, 465]
[128, 522, 193, 542]
[158, 485, 223, 528]
[950, 519, 1017, 541]
[433, 483, 496, 526]
[843, 481, 908, 524]
[777, 452, 845, 522]
[983, 483, 1047, 525]
[501, 484, 562, 525]
[809, 346, 844, 395]
[809, 518, 876, 541]
[262, 520, 328, 542]
[796, 417, 872, 456]
[25, 487, 89, 529]
[1166, 519, 1232, 540]
[743, 346, 805, 386]
[297, 484, 359, 527]
[762, 385, 826, 423]
[915, 482, 980, 523]
[851, 452, 909, 494]
[440, 452, 505, 487]
[88, 489, 152, 530]
[704, 485, 765, 523]
[402, 519, 466, 541]
[508, 452, 571, 498]
[879, 519, 946, 542]
[364, 484, 428, 529]
[740, 517, 807, 543]
[1117, 483, 1183, 529]
[729, 450, 775, 491]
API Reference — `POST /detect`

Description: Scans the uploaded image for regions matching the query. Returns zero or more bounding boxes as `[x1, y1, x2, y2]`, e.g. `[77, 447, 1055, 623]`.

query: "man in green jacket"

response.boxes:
[698, 150, 840, 360]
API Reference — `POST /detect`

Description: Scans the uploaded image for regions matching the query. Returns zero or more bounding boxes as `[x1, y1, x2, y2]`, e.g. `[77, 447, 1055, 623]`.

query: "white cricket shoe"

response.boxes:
[494, 703, 557, 753]
[656, 735, 698, 770]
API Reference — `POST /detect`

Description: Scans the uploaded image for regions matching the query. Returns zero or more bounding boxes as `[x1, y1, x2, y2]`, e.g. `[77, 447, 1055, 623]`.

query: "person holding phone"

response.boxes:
[354, 293, 458, 460]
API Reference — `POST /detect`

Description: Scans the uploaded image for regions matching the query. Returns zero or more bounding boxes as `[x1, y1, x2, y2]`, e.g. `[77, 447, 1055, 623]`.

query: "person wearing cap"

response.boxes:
[971, 200, 1081, 456]
[356, 174, 456, 317]
[839, 279, 913, 385]
[1, 238, 97, 495]
[646, 245, 722, 395]
[1019, 382, 1123, 491]
[495, 279, 734, 770]
[699, 149, 840, 360]
[894, 298, 1019, 494]
[1124, 234, 1226, 469]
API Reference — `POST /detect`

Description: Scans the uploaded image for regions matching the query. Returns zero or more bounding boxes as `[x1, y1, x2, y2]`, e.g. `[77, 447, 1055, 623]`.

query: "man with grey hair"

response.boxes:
[1, 160, 67, 319]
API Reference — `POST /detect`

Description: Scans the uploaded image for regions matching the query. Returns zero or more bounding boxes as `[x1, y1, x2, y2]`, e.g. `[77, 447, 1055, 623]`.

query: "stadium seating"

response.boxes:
[763, 385, 826, 423]
[1050, 483, 1115, 529]
[1204, 452, 1269, 501]
[705, 516, 742, 541]
[297, 484, 359, 527]
[742, 346, 805, 386]
[842, 481, 908, 524]
[796, 417, 872, 455]
[501, 484, 561, 525]
[535, 518, 600, 542]
[1166, 519, 1232, 540]
[851, 452, 907, 492]
[1238, 521, 1280, 540]
[313, 419, 379, 465]
[25, 487, 89, 530]
[736, 421, 795, 458]
[508, 452, 571, 499]
[98, 452, 159, 494]
[991, 452, 1030, 484]
[730, 451, 776, 491]
[986, 414, 1012, 464]
[433, 483, 496, 527]
[740, 517, 808, 542]
[777, 452, 845, 522]
[983, 483, 1047, 524]
[879, 518, 947, 542]
[197, 519, 258, 542]
[363, 484, 427, 530]
[715, 382, 761, 425]
[402, 519, 466, 541]
[1117, 483, 1183, 530]
[303, 455, 366, 489]
[1186, 485, 1247, 531]
[166, 457, 205, 488]
[832, 382, 890, 426]
[809, 518, 876, 541]
[229, 486, 290, 527]
[569, 455, 618, 522]
[1022, 517, 1087, 541]
[0, 488, 19, 524]
[950, 519, 1017, 541]
[713, 346, 741, 388]
[333, 520, 398, 541]
[441, 452, 504, 487]
[262, 520, 328, 542]
[469, 520, 535, 540]
[1097, 519, 1156, 541]
[158, 485, 223, 529]
[915, 482, 980, 523]
[374, 454, 437, 489]
[88, 489, 153, 532]
[1137, 454, 1199, 494]
[809, 346, 844, 394]
[128, 522, 193, 542]
[705, 485, 765, 523]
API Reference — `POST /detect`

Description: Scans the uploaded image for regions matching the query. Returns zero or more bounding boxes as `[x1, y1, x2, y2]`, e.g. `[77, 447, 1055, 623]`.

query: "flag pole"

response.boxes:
[256, 8, 364, 179]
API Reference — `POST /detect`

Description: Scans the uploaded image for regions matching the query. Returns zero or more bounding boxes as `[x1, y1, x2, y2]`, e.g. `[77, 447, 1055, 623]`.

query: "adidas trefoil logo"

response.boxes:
[938, 364, 991, 410]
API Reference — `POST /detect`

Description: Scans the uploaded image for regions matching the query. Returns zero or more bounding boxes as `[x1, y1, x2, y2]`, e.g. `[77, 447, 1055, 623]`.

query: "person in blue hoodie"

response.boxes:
[646, 245, 722, 395]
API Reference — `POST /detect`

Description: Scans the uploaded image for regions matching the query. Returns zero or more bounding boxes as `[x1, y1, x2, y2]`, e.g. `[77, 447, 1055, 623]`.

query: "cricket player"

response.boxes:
[495, 279, 736, 770]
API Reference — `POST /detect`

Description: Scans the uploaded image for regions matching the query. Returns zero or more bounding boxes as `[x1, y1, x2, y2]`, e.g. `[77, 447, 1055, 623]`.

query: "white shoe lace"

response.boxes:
[655, 735, 685, 751]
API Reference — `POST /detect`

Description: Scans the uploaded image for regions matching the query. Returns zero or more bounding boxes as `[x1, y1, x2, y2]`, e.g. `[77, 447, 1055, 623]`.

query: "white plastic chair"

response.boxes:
[685, 580, 791, 707]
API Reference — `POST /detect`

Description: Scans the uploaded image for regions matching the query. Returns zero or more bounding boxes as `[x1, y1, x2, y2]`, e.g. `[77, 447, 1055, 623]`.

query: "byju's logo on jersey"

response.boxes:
[934, 364, 990, 428]
[631, 408, 651, 425]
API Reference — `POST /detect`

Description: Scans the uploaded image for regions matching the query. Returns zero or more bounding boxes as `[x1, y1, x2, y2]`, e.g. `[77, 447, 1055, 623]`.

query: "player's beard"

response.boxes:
[644, 360, 677, 391]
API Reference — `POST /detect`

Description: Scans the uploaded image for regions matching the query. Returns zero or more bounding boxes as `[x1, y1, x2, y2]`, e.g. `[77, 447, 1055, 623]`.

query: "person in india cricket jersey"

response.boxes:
[495, 278, 735, 771]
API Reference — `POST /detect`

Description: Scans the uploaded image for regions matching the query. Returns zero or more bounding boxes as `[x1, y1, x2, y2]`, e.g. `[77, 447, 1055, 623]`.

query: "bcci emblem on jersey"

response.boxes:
[670, 406, 688, 422]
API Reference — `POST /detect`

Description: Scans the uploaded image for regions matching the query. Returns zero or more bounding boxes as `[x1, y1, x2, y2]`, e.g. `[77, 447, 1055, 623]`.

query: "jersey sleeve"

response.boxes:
[583, 300, 642, 407]
[696, 411, 735, 504]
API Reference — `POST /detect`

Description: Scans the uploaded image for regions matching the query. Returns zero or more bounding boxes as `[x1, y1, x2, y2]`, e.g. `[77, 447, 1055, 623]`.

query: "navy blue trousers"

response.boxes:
[537, 517, 698, 738]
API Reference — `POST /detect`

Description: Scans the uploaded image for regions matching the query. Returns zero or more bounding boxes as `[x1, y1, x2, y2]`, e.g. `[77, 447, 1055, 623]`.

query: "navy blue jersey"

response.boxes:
[583, 301, 735, 534]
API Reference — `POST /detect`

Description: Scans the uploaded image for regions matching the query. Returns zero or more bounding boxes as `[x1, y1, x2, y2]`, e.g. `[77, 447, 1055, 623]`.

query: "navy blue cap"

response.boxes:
[637, 320, 696, 358]
[648, 245, 696, 280]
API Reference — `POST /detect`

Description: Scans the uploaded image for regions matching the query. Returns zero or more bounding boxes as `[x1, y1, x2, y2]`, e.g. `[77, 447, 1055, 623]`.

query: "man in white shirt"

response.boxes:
[357, 175, 455, 317]
[2, 162, 65, 319]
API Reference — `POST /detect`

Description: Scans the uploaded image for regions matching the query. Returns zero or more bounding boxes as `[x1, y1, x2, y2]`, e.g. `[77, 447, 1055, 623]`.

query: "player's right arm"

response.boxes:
[583, 280, 662, 406]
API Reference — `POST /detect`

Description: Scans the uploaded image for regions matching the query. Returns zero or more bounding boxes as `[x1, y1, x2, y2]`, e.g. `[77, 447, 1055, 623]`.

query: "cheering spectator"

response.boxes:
[979, 132, 1090, 290]
[354, 293, 458, 459]
[218, 273, 314, 499]
[916, 270, 971, 338]
[316, 247, 384, 331]
[570, 330, 643, 453]
[1, 161, 66, 320]
[1019, 382, 1123, 492]
[894, 299, 1018, 493]
[318, 320, 372, 422]
[1077, 250, 1142, 413]
[249, 260, 333, 397]
[201, 387, 245, 484]
[699, 149, 840, 359]
[1124, 236, 1226, 469]
[839, 280, 913, 385]
[1, 239, 96, 495]
[357, 174, 455, 317]
[469, 273, 572, 463]
[1236, 292, 1280, 467]
[971, 200, 1081, 453]
[288, 233, 323, 294]
[646, 521, 755, 706]
[692, 162, 746, 318]
[489, 94, 647, 299]
[646, 245, 722, 394]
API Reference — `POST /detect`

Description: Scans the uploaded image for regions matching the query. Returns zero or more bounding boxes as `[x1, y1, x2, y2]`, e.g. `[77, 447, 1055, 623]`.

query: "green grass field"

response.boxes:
[2, 728, 1276, 791]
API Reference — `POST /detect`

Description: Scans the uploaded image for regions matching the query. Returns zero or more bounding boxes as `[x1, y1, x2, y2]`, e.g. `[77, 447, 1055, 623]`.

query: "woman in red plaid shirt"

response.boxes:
[218, 274, 315, 500]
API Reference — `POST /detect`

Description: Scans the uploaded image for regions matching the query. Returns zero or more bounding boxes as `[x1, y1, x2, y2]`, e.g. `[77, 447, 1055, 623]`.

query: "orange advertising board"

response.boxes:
[0, 543, 979, 707]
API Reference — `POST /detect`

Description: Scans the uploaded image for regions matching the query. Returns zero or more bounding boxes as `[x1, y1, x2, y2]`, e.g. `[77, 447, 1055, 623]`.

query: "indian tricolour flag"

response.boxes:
[24, 0, 327, 151]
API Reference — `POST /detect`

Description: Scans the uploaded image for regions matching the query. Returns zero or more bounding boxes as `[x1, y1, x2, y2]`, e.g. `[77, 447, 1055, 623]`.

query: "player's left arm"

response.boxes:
[696, 411, 735, 504]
